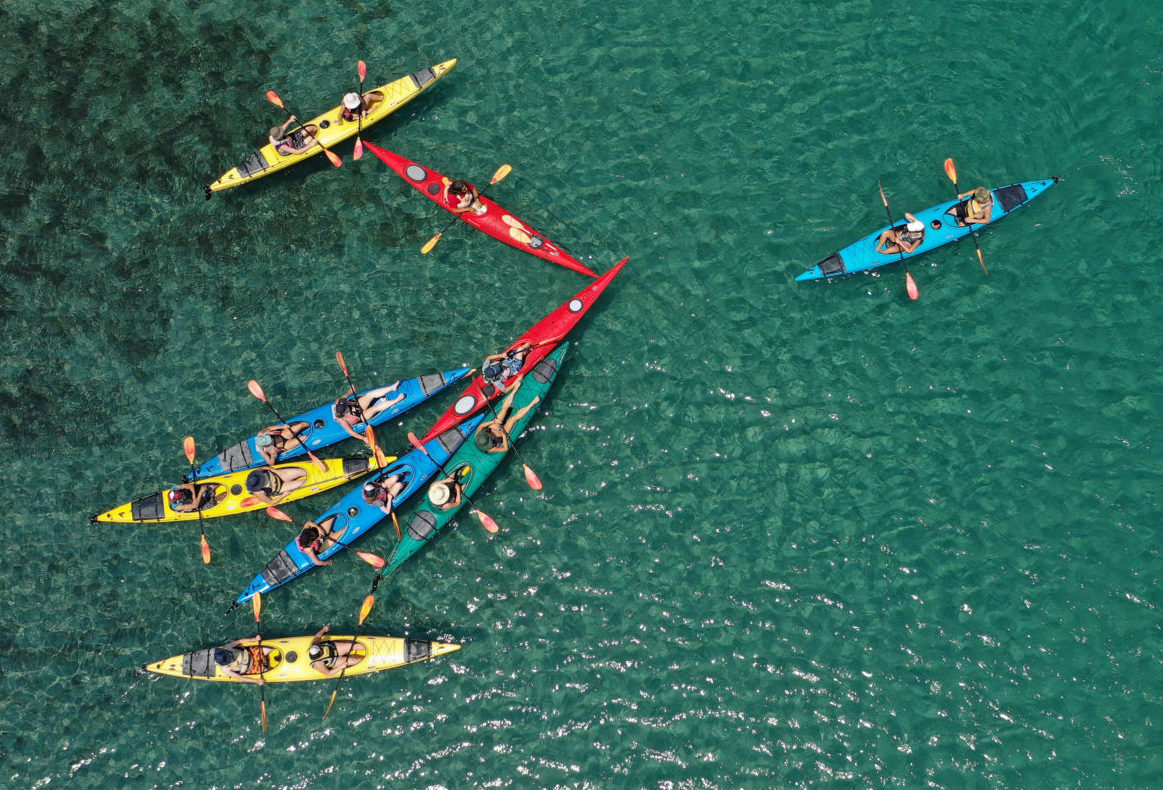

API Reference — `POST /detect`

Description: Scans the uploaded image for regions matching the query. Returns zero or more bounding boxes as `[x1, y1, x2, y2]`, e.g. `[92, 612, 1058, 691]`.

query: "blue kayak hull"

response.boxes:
[796, 178, 1059, 281]
[232, 415, 486, 606]
[190, 367, 473, 479]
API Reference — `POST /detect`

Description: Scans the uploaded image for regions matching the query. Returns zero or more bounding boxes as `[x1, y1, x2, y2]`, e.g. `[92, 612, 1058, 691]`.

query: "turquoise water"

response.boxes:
[2, 0, 1161, 786]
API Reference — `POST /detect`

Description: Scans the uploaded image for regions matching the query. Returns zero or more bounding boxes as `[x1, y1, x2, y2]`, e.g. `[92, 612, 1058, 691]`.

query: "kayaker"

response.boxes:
[338, 90, 384, 122]
[168, 482, 220, 513]
[362, 473, 406, 514]
[213, 636, 275, 685]
[245, 465, 308, 505]
[333, 383, 405, 447]
[307, 625, 365, 677]
[269, 116, 318, 157]
[296, 514, 348, 566]
[255, 422, 310, 466]
[481, 337, 559, 386]
[427, 473, 464, 512]
[444, 179, 484, 216]
[475, 389, 541, 454]
[952, 186, 994, 226]
[875, 212, 925, 255]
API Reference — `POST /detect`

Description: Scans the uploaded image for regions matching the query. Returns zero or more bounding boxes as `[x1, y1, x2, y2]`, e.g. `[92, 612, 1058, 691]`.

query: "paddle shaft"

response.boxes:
[878, 181, 919, 300]
[428, 168, 510, 243]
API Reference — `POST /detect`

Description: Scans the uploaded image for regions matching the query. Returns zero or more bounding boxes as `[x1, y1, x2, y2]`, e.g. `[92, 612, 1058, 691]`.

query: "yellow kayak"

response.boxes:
[144, 634, 461, 683]
[90, 454, 390, 524]
[206, 58, 457, 196]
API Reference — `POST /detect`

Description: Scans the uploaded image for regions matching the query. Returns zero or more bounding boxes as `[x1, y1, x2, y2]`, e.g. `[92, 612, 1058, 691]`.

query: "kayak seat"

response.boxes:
[342, 457, 369, 475]
[419, 372, 449, 396]
[215, 439, 255, 474]
[182, 648, 218, 678]
[407, 510, 438, 542]
[817, 254, 845, 277]
[131, 492, 165, 521]
[995, 184, 1029, 213]
[531, 355, 559, 385]
[261, 549, 302, 587]
[411, 67, 437, 88]
[404, 639, 431, 662]
[237, 150, 270, 178]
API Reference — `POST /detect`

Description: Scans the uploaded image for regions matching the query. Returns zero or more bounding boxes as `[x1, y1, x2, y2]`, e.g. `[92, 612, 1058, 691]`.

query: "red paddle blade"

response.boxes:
[336, 350, 349, 376]
[265, 506, 293, 523]
[878, 180, 889, 208]
[358, 60, 367, 81]
[906, 272, 920, 301]
[252, 591, 262, 622]
[201, 535, 211, 564]
[247, 379, 266, 401]
[944, 157, 958, 183]
[523, 464, 543, 491]
[265, 90, 284, 109]
[476, 510, 499, 534]
[353, 138, 364, 161]
[261, 699, 268, 733]
[323, 148, 342, 168]
[356, 551, 386, 569]
[407, 432, 425, 453]
[183, 436, 196, 463]
[976, 248, 988, 275]
[359, 594, 375, 625]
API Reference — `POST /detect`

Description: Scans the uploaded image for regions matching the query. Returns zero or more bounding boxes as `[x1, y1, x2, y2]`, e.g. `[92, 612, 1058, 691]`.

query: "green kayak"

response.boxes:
[380, 343, 568, 579]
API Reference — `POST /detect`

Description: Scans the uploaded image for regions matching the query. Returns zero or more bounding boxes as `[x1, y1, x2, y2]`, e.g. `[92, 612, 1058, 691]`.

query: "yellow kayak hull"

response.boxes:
[144, 635, 461, 683]
[91, 454, 390, 524]
[207, 59, 456, 194]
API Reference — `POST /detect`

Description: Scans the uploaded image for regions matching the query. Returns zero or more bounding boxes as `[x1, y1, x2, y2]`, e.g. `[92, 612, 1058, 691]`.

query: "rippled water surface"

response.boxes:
[2, 0, 1162, 787]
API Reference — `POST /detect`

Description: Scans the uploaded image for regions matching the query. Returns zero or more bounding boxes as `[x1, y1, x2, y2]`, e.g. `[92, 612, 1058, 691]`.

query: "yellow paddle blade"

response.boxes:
[491, 164, 512, 184]
[421, 232, 443, 254]
[261, 699, 268, 733]
[183, 436, 196, 463]
[200, 535, 211, 564]
[323, 688, 338, 720]
[977, 247, 988, 275]
[359, 594, 375, 625]
[252, 591, 262, 623]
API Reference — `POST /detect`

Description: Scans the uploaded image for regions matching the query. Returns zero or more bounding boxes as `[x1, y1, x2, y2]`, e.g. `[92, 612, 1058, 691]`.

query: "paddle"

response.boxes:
[944, 157, 989, 275]
[878, 180, 920, 301]
[421, 164, 514, 254]
[353, 61, 367, 161]
[253, 592, 268, 733]
[246, 379, 328, 472]
[265, 90, 342, 168]
[407, 431, 499, 533]
[265, 506, 293, 523]
[480, 393, 543, 491]
[335, 351, 387, 467]
[183, 437, 212, 564]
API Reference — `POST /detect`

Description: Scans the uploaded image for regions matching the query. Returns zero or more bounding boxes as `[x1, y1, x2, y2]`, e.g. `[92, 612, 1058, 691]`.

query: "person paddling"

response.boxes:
[213, 636, 275, 685]
[269, 116, 318, 156]
[362, 474, 406, 515]
[951, 186, 994, 226]
[334, 383, 404, 447]
[168, 482, 221, 513]
[307, 626, 365, 677]
[475, 389, 541, 454]
[443, 179, 484, 216]
[296, 514, 348, 567]
[245, 465, 308, 505]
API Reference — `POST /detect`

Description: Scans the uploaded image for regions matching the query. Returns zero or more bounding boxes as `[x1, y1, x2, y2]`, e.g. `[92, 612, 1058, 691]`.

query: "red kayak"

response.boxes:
[421, 257, 628, 442]
[364, 141, 597, 277]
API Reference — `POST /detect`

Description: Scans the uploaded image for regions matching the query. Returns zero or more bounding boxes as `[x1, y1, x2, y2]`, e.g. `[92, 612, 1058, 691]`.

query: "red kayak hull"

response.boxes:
[364, 141, 597, 277]
[420, 257, 628, 442]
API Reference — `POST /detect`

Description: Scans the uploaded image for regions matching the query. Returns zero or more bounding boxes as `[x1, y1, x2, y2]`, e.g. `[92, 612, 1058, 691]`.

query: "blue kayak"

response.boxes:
[796, 178, 1059, 281]
[231, 415, 485, 607]
[189, 367, 473, 479]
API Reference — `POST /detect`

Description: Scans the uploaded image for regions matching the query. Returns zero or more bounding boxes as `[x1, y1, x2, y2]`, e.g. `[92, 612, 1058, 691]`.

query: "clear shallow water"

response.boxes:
[2, 0, 1162, 787]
